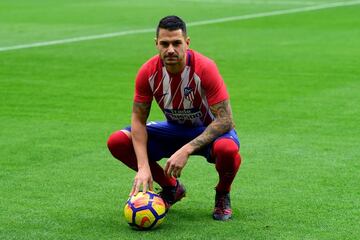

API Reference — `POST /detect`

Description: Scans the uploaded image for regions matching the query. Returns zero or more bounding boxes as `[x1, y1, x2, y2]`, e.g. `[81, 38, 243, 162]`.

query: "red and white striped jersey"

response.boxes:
[134, 49, 229, 127]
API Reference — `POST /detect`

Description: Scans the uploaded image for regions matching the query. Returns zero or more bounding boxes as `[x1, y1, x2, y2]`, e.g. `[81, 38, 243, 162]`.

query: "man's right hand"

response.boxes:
[129, 167, 154, 196]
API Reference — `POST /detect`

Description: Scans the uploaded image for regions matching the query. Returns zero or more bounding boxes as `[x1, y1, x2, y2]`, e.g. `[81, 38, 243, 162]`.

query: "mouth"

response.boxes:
[165, 56, 178, 60]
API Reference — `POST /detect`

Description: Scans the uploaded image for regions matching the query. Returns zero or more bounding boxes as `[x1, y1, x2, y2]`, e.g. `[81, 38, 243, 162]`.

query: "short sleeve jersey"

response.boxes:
[134, 49, 229, 127]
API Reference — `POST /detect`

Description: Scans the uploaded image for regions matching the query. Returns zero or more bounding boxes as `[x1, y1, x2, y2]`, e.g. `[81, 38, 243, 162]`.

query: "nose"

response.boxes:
[167, 44, 175, 55]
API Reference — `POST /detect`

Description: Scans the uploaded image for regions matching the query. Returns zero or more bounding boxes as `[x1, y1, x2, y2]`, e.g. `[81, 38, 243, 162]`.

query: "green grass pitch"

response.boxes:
[1, 0, 359, 239]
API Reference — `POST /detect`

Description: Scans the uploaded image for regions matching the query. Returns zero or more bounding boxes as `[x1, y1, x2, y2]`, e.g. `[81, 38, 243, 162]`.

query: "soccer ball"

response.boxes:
[124, 191, 166, 230]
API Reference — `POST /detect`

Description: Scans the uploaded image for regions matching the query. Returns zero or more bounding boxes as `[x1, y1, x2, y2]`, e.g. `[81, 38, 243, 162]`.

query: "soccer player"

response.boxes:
[107, 15, 242, 221]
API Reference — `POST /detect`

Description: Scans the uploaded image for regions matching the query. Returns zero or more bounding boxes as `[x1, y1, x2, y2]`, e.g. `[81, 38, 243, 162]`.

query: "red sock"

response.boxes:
[149, 162, 177, 187]
[212, 138, 241, 192]
[107, 131, 176, 187]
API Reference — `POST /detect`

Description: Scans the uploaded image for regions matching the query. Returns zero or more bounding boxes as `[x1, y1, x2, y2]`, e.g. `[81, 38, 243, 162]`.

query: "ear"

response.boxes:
[186, 37, 190, 48]
[154, 37, 158, 46]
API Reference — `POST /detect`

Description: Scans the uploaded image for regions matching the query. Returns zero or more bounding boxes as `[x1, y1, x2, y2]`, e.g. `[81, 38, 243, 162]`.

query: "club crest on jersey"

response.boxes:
[184, 87, 194, 102]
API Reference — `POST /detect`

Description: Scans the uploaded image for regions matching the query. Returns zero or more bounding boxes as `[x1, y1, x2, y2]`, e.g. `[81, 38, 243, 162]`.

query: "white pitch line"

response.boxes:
[179, 0, 322, 5]
[187, 0, 360, 27]
[0, 0, 359, 53]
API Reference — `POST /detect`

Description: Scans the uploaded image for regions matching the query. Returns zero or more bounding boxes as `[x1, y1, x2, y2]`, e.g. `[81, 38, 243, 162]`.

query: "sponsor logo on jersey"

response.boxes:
[164, 108, 202, 121]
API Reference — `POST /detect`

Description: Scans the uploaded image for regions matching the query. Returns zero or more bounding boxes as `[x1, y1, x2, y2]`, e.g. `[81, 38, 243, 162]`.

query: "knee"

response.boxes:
[107, 130, 131, 153]
[212, 138, 239, 158]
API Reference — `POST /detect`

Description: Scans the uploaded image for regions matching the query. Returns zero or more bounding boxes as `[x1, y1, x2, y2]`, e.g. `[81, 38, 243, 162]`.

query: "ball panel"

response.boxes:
[123, 203, 133, 224]
[153, 216, 165, 228]
[151, 196, 166, 216]
[129, 192, 151, 208]
[134, 209, 157, 229]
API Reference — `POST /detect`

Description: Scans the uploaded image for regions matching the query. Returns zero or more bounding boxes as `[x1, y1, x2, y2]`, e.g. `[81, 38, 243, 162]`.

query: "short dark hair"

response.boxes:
[156, 15, 187, 37]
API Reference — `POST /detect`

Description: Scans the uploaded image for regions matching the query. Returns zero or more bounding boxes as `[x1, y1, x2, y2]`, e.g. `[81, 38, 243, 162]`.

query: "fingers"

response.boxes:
[165, 164, 176, 177]
[149, 181, 154, 192]
[173, 168, 181, 178]
[130, 179, 153, 196]
[165, 160, 182, 178]
[129, 179, 140, 196]
[142, 181, 148, 194]
[164, 161, 171, 177]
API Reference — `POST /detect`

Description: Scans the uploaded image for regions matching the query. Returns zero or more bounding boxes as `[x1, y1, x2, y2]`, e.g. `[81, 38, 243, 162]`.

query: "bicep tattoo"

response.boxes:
[132, 102, 151, 122]
[209, 100, 234, 128]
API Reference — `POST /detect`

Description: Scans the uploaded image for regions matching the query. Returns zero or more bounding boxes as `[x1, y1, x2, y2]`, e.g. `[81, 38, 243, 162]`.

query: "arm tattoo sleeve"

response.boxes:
[189, 100, 234, 151]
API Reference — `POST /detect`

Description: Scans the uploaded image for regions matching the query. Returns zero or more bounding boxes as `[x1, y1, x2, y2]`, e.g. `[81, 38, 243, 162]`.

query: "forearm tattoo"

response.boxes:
[189, 100, 234, 151]
[132, 102, 151, 122]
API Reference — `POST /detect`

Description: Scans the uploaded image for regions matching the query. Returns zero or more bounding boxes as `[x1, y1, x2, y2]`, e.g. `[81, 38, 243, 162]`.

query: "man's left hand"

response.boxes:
[164, 146, 191, 178]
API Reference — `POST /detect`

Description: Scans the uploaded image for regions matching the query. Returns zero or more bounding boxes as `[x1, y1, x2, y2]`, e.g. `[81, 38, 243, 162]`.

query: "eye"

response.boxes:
[173, 41, 182, 46]
[160, 42, 169, 47]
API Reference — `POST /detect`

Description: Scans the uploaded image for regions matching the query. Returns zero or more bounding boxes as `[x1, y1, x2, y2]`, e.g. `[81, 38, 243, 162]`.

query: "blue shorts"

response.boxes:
[124, 121, 240, 163]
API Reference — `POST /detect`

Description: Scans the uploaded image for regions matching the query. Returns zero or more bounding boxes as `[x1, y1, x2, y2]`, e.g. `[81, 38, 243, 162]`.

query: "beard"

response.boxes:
[164, 55, 180, 65]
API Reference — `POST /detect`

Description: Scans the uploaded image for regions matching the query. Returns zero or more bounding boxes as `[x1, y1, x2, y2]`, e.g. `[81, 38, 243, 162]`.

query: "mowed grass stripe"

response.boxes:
[1, 0, 360, 52]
